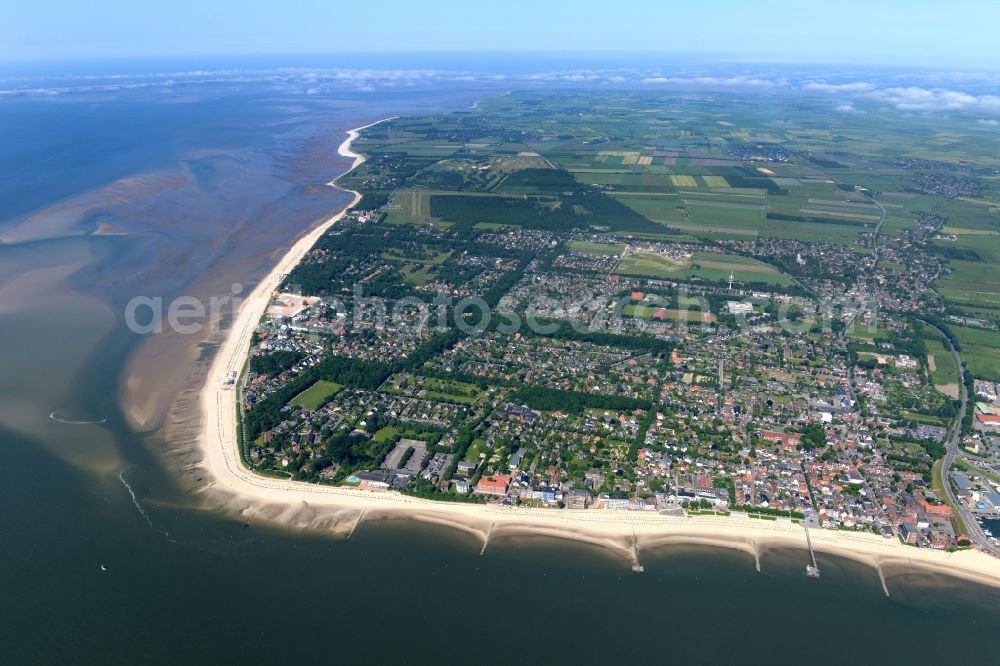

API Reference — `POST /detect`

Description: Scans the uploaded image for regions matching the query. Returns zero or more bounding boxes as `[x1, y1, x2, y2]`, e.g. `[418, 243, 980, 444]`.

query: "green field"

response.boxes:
[927, 198, 1000, 320]
[610, 193, 686, 223]
[473, 222, 516, 230]
[902, 411, 948, 427]
[384, 190, 429, 226]
[615, 249, 791, 285]
[421, 377, 483, 404]
[615, 251, 689, 278]
[384, 374, 484, 405]
[464, 437, 488, 463]
[922, 337, 960, 386]
[290, 380, 343, 411]
[569, 240, 625, 255]
[373, 426, 400, 442]
[954, 325, 1000, 381]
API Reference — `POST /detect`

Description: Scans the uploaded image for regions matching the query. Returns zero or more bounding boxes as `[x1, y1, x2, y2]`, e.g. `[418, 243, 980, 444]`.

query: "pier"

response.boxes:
[347, 508, 366, 540]
[480, 522, 495, 556]
[630, 529, 645, 573]
[804, 525, 821, 578]
[876, 560, 890, 597]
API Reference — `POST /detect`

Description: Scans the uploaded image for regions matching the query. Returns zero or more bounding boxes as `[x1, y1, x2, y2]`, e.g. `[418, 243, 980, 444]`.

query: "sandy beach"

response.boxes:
[193, 121, 1000, 591]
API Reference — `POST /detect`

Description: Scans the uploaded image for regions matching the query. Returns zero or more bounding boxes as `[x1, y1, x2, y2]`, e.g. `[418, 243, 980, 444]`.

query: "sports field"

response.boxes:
[290, 380, 343, 411]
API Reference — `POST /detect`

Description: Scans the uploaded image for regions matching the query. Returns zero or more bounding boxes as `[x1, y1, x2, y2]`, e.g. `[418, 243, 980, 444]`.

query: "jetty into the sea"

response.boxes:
[804, 524, 821, 578]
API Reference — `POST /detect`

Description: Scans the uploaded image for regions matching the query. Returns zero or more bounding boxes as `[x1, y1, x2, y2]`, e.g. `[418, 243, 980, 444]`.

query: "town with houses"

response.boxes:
[234, 95, 1000, 556]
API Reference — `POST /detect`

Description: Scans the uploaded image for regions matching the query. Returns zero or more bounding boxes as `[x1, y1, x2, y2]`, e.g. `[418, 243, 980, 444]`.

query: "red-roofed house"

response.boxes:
[759, 431, 803, 449]
[475, 474, 512, 496]
[976, 413, 1000, 429]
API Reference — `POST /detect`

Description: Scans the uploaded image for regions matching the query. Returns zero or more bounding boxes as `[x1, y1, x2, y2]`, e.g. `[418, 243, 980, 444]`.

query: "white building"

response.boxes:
[727, 301, 753, 315]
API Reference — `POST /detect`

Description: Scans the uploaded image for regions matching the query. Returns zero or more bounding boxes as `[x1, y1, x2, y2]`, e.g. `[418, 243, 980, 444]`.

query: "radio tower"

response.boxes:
[727, 270, 735, 291]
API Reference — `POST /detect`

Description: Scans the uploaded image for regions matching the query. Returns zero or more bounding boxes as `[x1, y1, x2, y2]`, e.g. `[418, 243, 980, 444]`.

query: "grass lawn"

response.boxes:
[931, 459, 947, 496]
[401, 264, 436, 285]
[373, 426, 400, 442]
[901, 411, 948, 427]
[382, 247, 451, 265]
[932, 459, 967, 535]
[290, 380, 343, 411]
[421, 377, 482, 404]
[464, 438, 488, 463]
[615, 251, 689, 278]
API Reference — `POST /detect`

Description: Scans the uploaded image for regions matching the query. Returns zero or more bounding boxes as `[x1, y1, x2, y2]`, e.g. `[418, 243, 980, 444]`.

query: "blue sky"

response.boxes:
[1, 0, 998, 67]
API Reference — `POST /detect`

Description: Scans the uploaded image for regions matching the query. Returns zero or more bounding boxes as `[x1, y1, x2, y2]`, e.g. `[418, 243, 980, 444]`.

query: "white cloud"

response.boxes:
[978, 118, 999, 126]
[869, 86, 1000, 112]
[640, 75, 780, 88]
[801, 78, 1000, 116]
[804, 81, 876, 93]
[3, 66, 998, 119]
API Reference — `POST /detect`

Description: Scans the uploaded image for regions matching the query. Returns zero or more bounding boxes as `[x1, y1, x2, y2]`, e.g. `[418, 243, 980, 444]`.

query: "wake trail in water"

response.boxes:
[119, 471, 154, 528]
[118, 471, 235, 557]
[50, 412, 106, 425]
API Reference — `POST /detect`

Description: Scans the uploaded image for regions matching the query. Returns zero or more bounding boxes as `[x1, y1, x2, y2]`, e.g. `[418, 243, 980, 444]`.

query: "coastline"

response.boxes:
[192, 121, 1000, 591]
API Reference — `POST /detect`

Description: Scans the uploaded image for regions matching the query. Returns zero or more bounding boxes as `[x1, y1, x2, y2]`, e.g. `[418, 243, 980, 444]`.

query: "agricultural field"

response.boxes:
[952, 325, 1000, 381]
[922, 337, 960, 389]
[609, 193, 687, 224]
[331, 87, 1000, 394]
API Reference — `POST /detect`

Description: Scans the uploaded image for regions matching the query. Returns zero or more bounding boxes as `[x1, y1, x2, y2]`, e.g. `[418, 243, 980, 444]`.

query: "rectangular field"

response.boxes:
[290, 380, 343, 411]
[615, 250, 791, 285]
[569, 240, 626, 255]
[922, 337, 959, 386]
[702, 176, 730, 188]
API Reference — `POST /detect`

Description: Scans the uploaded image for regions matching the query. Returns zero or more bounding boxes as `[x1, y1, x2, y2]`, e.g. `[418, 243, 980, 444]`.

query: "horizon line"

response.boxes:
[1, 50, 998, 73]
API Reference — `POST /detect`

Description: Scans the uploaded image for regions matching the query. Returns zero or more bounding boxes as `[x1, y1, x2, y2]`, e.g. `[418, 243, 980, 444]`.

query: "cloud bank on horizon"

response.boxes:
[3, 64, 1000, 119]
